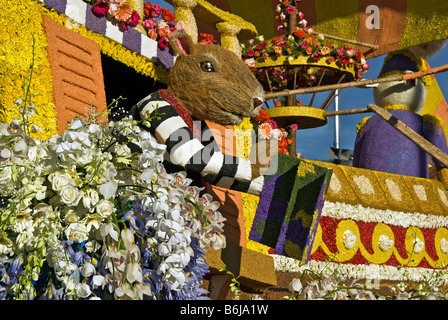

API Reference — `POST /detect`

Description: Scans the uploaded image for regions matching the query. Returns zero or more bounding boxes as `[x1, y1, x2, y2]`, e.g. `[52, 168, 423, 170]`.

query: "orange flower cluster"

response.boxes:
[198, 33, 216, 45]
[253, 109, 295, 155]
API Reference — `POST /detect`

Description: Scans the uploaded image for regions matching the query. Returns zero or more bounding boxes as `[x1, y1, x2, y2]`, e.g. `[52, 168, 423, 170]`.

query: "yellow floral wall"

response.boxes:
[0, 0, 58, 139]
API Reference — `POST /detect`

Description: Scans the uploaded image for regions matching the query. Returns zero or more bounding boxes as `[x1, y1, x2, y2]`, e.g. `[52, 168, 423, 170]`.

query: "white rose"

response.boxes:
[48, 172, 73, 192]
[59, 184, 80, 206]
[343, 230, 357, 250]
[441, 238, 448, 254]
[62, 207, 80, 224]
[378, 235, 394, 252]
[96, 199, 115, 219]
[65, 222, 88, 242]
[75, 148, 94, 167]
[413, 238, 425, 254]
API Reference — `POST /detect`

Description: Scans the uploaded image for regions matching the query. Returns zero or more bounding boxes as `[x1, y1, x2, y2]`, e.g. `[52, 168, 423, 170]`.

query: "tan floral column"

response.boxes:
[130, 0, 146, 34]
[172, 0, 198, 42]
[216, 21, 241, 56]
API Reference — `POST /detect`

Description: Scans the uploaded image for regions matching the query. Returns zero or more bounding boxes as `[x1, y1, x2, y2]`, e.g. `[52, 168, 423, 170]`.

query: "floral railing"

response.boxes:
[241, 0, 370, 107]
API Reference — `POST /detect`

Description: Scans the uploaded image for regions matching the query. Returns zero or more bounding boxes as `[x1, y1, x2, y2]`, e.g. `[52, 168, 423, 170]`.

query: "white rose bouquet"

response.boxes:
[0, 111, 226, 300]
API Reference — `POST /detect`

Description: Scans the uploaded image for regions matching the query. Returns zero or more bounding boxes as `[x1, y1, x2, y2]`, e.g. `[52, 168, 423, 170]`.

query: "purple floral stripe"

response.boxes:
[43, 0, 67, 13]
[85, 5, 107, 35]
[122, 28, 142, 54]
[41, 0, 174, 69]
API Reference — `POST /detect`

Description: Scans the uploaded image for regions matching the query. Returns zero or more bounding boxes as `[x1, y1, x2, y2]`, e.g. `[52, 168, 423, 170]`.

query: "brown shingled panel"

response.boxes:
[42, 16, 107, 133]
[204, 183, 247, 247]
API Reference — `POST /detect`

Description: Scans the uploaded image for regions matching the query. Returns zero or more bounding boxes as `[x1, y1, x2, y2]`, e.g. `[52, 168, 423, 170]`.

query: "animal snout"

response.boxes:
[252, 97, 264, 108]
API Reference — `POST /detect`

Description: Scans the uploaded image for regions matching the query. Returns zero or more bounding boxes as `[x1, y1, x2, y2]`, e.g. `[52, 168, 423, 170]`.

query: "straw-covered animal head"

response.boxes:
[167, 31, 264, 126]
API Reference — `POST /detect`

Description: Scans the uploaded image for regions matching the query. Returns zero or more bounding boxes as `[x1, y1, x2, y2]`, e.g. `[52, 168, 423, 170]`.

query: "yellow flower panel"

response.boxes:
[403, 175, 448, 216]
[0, 0, 58, 139]
[342, 165, 391, 211]
[310, 161, 359, 205]
[374, 171, 420, 213]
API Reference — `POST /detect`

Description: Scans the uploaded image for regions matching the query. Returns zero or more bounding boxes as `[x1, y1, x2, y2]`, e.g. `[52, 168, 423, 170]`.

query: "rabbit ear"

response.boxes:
[170, 31, 194, 56]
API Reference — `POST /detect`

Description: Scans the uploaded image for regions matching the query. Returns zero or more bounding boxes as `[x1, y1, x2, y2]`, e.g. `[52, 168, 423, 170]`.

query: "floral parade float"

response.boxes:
[2, 0, 448, 301]
[196, 0, 448, 299]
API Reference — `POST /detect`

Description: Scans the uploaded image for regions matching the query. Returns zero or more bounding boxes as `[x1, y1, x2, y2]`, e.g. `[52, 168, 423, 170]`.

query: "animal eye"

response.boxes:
[200, 61, 215, 72]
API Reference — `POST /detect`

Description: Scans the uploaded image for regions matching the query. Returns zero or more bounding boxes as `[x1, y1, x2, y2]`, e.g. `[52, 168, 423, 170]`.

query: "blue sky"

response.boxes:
[149, 0, 448, 161]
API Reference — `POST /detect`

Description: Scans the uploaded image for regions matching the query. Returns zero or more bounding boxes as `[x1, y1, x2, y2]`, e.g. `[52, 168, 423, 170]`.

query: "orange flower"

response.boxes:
[271, 36, 283, 44]
[113, 2, 133, 22]
[294, 29, 306, 38]
[161, 8, 176, 22]
[254, 109, 271, 122]
[274, 46, 283, 56]
[198, 33, 216, 44]
[258, 122, 272, 139]
[306, 46, 313, 55]
[143, 2, 152, 18]
[320, 46, 331, 55]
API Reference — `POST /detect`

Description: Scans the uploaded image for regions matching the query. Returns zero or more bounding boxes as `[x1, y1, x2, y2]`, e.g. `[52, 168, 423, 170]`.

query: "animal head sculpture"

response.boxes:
[167, 30, 265, 126]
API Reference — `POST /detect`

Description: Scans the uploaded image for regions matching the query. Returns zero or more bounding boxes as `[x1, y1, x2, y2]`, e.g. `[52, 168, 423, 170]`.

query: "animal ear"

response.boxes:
[170, 30, 194, 56]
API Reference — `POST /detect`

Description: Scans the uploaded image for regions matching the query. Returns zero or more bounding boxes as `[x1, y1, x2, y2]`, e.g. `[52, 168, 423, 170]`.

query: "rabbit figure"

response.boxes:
[131, 31, 274, 195]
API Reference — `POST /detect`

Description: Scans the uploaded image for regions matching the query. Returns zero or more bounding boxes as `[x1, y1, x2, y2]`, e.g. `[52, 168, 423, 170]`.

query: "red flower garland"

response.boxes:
[310, 216, 445, 269]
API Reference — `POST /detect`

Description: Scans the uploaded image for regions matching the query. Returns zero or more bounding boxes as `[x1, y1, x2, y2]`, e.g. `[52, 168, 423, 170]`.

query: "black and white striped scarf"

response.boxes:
[131, 89, 264, 195]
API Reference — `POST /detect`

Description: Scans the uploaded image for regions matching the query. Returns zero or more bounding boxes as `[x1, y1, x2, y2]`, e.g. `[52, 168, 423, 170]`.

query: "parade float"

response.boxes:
[1, 0, 448, 300]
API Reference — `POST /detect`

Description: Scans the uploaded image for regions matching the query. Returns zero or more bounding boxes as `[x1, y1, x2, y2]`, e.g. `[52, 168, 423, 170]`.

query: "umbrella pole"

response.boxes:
[323, 104, 448, 167]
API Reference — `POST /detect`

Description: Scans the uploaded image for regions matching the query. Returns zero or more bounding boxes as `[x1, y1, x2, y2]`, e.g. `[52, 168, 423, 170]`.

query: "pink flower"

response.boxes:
[150, 4, 162, 18]
[247, 49, 254, 57]
[92, 0, 110, 16]
[142, 18, 156, 29]
[269, 119, 278, 129]
[285, 5, 295, 14]
[290, 123, 298, 130]
[127, 10, 140, 27]
[244, 58, 256, 69]
[346, 49, 356, 57]
[175, 21, 187, 32]
[271, 128, 283, 140]
[312, 51, 322, 61]
[298, 11, 304, 19]
[363, 62, 370, 71]
[276, 40, 287, 48]
[158, 37, 170, 49]
[108, 2, 118, 16]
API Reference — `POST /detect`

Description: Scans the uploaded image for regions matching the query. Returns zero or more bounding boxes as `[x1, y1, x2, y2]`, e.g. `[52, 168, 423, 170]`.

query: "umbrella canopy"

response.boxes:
[201, 0, 448, 59]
